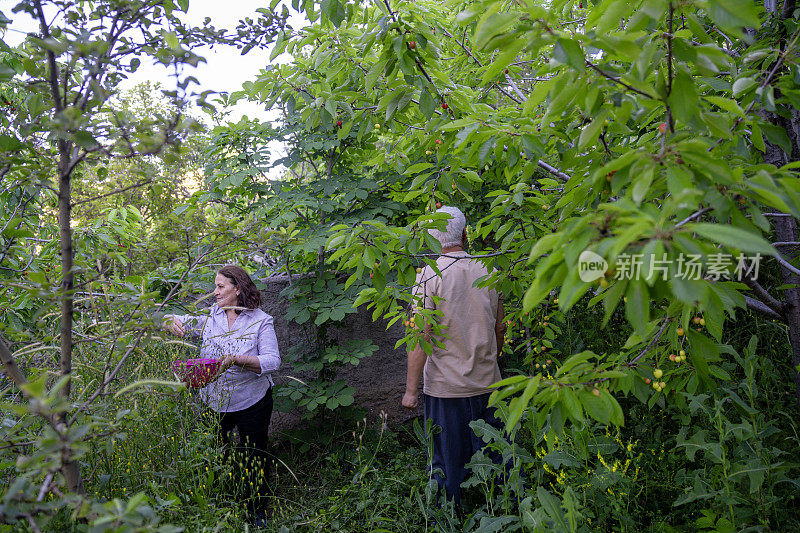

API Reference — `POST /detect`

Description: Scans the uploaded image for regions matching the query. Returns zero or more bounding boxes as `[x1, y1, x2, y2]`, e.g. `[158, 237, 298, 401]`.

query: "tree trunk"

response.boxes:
[57, 143, 84, 494]
[58, 144, 73, 402]
[775, 215, 800, 409]
[763, 99, 800, 408]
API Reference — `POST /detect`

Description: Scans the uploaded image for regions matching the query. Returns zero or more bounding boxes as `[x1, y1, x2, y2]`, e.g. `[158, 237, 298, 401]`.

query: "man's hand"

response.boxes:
[402, 390, 419, 409]
[167, 317, 186, 337]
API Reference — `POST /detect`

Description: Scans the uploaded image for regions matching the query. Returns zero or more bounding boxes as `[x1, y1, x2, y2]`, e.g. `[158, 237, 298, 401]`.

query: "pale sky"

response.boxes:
[1, 0, 303, 176]
[0, 0, 299, 113]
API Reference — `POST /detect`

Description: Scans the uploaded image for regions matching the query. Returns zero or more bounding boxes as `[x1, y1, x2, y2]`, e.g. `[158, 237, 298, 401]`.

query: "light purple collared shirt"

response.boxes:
[169, 304, 281, 413]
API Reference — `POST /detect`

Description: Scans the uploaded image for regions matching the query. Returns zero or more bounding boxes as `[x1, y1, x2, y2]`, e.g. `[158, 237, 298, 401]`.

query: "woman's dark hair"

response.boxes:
[217, 265, 261, 313]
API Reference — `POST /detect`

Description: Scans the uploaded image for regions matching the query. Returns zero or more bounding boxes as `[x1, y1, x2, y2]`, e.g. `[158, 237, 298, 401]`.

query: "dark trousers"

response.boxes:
[424, 392, 500, 505]
[217, 389, 273, 515]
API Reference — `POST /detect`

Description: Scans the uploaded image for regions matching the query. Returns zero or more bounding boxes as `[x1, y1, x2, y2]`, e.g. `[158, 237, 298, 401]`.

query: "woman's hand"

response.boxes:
[220, 354, 239, 370]
[166, 317, 186, 337]
[219, 354, 263, 374]
[206, 354, 237, 383]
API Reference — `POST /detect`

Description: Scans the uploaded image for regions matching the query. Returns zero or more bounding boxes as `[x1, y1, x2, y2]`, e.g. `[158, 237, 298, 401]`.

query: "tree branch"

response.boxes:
[71, 179, 153, 207]
[586, 61, 655, 99]
[34, 0, 62, 113]
[674, 206, 712, 228]
[782, 0, 796, 19]
[741, 275, 785, 314]
[775, 253, 800, 276]
[0, 334, 30, 392]
[537, 159, 571, 181]
[629, 318, 671, 366]
[745, 295, 784, 320]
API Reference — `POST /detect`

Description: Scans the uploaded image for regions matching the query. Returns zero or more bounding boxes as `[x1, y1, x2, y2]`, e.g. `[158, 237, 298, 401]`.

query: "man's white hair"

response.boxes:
[429, 206, 466, 249]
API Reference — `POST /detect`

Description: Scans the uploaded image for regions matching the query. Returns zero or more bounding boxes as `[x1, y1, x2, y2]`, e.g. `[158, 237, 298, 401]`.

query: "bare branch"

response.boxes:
[630, 318, 671, 366]
[25, 514, 42, 533]
[774, 253, 800, 276]
[33, 1, 62, 113]
[0, 334, 31, 392]
[783, 0, 797, 19]
[741, 275, 785, 314]
[745, 295, 784, 320]
[71, 179, 153, 207]
[586, 61, 655, 99]
[537, 159, 571, 182]
[674, 206, 712, 229]
[36, 473, 54, 502]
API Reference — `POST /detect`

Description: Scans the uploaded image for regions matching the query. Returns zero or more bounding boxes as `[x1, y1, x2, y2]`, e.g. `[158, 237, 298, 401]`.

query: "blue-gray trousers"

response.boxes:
[424, 392, 501, 505]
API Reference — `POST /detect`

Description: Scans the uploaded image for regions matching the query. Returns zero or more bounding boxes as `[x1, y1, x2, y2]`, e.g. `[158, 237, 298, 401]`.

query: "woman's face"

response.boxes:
[214, 273, 239, 309]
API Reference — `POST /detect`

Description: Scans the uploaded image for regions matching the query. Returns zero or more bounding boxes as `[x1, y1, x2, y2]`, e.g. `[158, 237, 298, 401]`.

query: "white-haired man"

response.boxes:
[402, 205, 506, 505]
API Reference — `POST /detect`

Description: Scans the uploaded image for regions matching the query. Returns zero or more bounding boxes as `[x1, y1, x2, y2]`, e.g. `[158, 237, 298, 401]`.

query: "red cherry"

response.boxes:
[436, 202, 442, 209]
[441, 103, 448, 110]
[336, 120, 342, 127]
[504, 69, 509, 74]
[407, 41, 416, 50]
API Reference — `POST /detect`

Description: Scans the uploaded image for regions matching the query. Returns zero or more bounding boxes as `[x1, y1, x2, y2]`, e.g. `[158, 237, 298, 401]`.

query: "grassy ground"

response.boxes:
[69, 341, 431, 532]
[5, 306, 800, 531]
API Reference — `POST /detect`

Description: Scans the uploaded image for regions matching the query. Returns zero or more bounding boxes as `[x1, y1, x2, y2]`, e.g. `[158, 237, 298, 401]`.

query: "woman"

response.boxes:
[165, 265, 280, 523]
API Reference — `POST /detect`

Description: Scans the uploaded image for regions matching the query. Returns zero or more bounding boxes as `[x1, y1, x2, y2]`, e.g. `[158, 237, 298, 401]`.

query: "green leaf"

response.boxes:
[578, 112, 605, 149]
[20, 374, 48, 398]
[580, 389, 611, 424]
[707, 0, 761, 35]
[163, 31, 179, 49]
[114, 379, 185, 398]
[553, 39, 585, 72]
[561, 387, 584, 424]
[523, 77, 555, 116]
[481, 40, 525, 84]
[606, 391, 624, 426]
[0, 134, 22, 151]
[537, 487, 570, 532]
[270, 32, 284, 62]
[0, 62, 16, 81]
[404, 162, 432, 175]
[687, 223, 776, 256]
[631, 164, 654, 205]
[732, 76, 757, 97]
[556, 351, 594, 376]
[588, 0, 635, 34]
[704, 95, 745, 117]
[321, 0, 346, 26]
[504, 375, 540, 433]
[750, 122, 766, 152]
[687, 329, 717, 390]
[668, 69, 698, 122]
[365, 60, 385, 93]
[73, 131, 98, 149]
[760, 122, 793, 154]
[419, 87, 436, 118]
[625, 280, 649, 336]
[474, 12, 518, 50]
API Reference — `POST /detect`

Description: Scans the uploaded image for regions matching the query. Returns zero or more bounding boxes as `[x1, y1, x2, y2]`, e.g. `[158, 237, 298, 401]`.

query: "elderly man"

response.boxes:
[402, 205, 506, 505]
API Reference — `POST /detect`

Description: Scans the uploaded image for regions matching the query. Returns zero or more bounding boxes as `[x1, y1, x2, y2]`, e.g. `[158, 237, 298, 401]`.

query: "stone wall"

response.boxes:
[259, 276, 421, 426]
